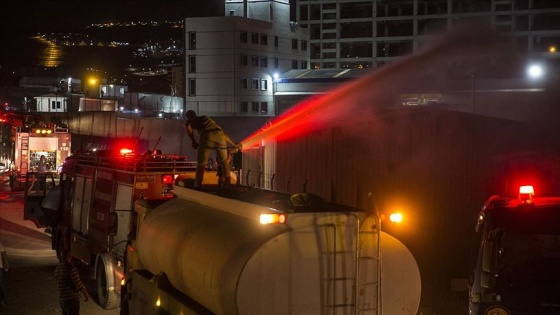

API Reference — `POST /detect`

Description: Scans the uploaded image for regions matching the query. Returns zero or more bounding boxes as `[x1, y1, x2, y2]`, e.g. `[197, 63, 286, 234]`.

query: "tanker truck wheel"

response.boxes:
[96, 260, 120, 309]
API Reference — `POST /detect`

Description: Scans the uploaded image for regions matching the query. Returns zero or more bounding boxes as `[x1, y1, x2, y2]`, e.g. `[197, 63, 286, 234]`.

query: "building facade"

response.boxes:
[184, 0, 309, 117]
[34, 93, 68, 113]
[296, 0, 560, 70]
[122, 92, 183, 118]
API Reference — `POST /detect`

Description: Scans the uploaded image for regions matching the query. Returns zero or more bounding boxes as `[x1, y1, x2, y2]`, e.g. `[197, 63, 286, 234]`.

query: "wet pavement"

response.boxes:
[0, 172, 120, 315]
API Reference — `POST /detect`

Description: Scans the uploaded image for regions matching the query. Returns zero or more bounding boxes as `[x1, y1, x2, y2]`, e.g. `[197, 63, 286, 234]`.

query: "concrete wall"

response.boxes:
[66, 112, 270, 160]
[67, 112, 188, 156]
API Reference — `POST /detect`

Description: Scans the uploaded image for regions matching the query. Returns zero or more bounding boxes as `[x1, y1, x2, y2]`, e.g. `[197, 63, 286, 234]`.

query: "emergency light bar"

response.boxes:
[519, 185, 534, 204]
[260, 213, 286, 225]
[33, 128, 53, 135]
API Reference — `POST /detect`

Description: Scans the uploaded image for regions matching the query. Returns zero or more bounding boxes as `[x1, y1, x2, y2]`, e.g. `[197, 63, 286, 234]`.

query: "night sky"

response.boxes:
[0, 0, 223, 73]
[2, 0, 223, 33]
[0, 0, 296, 74]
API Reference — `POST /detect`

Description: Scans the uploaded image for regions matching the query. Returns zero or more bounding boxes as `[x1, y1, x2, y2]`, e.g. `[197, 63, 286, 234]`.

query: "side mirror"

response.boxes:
[108, 212, 118, 236]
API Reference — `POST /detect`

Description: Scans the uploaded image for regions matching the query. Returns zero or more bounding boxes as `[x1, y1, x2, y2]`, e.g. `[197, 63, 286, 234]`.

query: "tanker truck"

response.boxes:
[121, 182, 422, 314]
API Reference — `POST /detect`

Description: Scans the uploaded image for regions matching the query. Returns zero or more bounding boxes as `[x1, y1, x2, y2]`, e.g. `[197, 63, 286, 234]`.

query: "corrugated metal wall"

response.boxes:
[241, 106, 531, 312]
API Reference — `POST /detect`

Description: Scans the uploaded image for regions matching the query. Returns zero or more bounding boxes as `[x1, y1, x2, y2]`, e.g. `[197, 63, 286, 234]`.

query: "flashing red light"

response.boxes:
[162, 175, 173, 184]
[120, 148, 133, 155]
[519, 185, 534, 204]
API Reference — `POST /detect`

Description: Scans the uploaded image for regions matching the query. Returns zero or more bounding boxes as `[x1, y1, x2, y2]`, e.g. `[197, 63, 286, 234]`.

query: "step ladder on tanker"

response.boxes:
[319, 214, 381, 315]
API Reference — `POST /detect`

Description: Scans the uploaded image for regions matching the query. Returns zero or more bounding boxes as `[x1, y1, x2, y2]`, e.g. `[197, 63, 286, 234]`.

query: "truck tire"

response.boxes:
[96, 260, 120, 309]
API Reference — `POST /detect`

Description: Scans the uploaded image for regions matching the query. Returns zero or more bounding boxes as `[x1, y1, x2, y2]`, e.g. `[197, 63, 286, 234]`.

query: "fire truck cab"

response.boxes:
[469, 186, 560, 314]
[23, 150, 199, 309]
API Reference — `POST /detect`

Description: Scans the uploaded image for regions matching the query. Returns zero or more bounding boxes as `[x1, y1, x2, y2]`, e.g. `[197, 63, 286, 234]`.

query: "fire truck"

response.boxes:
[23, 150, 202, 309]
[24, 150, 422, 313]
[469, 185, 560, 314]
[14, 125, 71, 175]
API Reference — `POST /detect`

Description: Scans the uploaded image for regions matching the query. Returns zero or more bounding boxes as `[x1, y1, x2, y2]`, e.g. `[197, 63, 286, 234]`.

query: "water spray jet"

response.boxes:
[239, 23, 504, 150]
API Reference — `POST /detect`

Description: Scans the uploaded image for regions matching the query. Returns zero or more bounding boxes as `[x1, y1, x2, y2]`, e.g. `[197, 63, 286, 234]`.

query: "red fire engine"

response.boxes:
[14, 125, 71, 175]
[23, 150, 197, 309]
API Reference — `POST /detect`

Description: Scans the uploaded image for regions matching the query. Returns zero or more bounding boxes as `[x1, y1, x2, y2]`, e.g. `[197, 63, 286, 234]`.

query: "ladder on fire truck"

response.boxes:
[321, 215, 381, 315]
[19, 132, 29, 175]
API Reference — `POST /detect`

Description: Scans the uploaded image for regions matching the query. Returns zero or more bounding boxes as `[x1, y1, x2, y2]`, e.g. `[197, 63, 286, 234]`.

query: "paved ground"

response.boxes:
[0, 173, 120, 315]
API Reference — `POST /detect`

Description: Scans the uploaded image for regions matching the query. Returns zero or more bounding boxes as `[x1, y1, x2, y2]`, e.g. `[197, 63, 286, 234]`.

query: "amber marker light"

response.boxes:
[389, 212, 403, 223]
[260, 213, 286, 224]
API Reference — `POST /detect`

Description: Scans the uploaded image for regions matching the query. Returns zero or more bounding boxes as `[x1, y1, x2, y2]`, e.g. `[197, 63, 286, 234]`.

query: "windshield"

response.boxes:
[494, 231, 560, 308]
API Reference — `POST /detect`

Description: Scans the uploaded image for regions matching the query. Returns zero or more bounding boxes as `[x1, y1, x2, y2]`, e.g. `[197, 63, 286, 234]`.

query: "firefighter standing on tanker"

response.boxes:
[184, 110, 239, 188]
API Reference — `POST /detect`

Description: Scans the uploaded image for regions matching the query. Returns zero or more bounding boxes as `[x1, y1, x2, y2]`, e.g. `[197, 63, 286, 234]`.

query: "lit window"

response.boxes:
[261, 79, 268, 90]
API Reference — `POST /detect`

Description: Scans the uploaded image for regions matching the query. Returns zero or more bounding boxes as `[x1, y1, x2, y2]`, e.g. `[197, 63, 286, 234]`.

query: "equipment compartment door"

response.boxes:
[72, 175, 92, 234]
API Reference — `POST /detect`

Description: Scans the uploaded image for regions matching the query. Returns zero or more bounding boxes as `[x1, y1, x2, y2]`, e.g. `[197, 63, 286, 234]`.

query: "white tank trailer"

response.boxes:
[123, 185, 421, 314]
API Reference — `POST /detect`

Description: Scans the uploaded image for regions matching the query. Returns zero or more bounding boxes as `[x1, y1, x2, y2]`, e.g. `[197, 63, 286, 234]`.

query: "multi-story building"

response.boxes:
[183, 0, 309, 117]
[296, 0, 560, 71]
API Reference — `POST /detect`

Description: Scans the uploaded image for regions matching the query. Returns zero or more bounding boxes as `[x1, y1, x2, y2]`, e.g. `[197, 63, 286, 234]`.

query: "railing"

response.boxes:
[72, 153, 197, 173]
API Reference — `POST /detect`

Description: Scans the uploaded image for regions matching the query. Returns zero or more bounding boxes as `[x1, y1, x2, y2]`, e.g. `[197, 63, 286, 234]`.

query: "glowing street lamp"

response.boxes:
[527, 64, 544, 80]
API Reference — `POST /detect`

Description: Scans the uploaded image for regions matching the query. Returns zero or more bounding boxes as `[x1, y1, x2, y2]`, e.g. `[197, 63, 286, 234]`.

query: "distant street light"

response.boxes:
[527, 64, 544, 80]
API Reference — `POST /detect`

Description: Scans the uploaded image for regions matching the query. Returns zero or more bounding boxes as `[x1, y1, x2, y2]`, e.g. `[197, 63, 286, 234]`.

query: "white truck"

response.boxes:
[121, 182, 422, 314]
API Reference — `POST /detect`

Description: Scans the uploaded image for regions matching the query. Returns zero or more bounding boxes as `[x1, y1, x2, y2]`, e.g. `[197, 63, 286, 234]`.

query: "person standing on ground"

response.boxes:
[37, 155, 47, 173]
[37, 155, 48, 190]
[54, 250, 89, 315]
[183, 110, 239, 188]
[0, 241, 9, 307]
